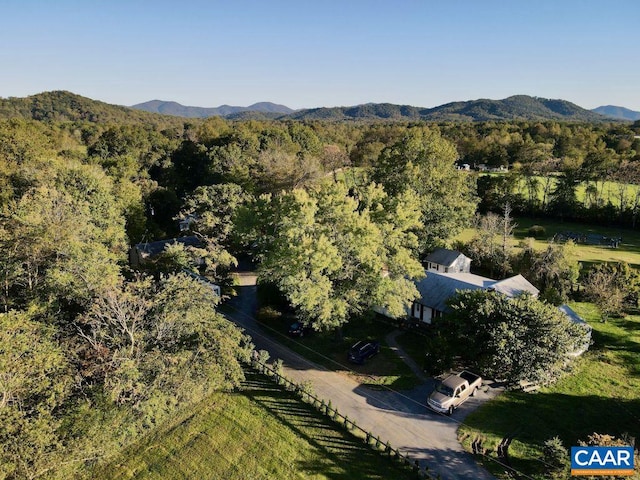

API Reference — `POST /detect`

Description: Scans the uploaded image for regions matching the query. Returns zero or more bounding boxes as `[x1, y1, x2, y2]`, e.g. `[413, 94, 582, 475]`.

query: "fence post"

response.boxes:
[248, 358, 435, 476]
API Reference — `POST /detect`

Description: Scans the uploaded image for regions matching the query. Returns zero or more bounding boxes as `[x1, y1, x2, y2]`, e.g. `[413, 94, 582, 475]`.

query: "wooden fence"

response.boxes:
[250, 355, 438, 480]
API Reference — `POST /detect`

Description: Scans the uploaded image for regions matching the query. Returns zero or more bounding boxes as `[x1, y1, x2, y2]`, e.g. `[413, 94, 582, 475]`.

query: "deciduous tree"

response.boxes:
[256, 182, 423, 331]
[444, 290, 583, 386]
[370, 128, 477, 252]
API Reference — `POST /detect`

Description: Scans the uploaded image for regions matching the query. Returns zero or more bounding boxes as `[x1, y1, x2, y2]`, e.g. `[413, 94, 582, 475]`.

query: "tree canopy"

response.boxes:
[370, 127, 477, 252]
[443, 290, 584, 386]
[253, 182, 424, 331]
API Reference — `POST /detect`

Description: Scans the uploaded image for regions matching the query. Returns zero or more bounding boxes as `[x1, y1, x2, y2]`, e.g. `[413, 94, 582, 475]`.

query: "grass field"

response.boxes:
[91, 370, 415, 480]
[482, 172, 640, 209]
[457, 302, 640, 479]
[255, 311, 420, 390]
[455, 216, 640, 268]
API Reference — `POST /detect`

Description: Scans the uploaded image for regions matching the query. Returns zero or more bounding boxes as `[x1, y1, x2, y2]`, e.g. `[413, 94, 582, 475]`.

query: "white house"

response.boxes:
[409, 271, 539, 324]
[424, 248, 471, 273]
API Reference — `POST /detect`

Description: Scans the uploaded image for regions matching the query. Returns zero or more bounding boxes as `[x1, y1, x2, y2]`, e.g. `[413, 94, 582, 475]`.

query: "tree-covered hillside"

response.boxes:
[4, 91, 613, 123]
[0, 91, 184, 126]
[279, 95, 608, 122]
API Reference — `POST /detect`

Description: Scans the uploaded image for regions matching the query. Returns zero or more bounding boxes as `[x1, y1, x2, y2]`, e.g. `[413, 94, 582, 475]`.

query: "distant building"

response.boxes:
[178, 214, 199, 232]
[129, 236, 201, 267]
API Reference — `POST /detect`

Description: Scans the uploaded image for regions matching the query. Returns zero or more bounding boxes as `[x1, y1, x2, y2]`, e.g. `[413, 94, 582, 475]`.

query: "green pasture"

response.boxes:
[482, 172, 640, 208]
[457, 302, 640, 479]
[91, 370, 414, 480]
[455, 216, 640, 268]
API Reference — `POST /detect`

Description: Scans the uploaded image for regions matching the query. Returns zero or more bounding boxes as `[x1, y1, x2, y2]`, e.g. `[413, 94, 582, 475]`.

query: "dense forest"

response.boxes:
[2, 91, 640, 478]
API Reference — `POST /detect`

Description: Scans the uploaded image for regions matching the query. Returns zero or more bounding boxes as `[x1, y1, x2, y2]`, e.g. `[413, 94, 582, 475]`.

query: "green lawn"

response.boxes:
[455, 216, 640, 268]
[457, 302, 640, 479]
[482, 172, 640, 208]
[91, 370, 415, 480]
[256, 311, 420, 390]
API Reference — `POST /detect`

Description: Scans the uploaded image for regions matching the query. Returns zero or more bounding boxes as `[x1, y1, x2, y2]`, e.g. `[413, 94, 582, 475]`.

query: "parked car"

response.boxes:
[348, 340, 380, 364]
[427, 371, 482, 415]
[288, 321, 312, 337]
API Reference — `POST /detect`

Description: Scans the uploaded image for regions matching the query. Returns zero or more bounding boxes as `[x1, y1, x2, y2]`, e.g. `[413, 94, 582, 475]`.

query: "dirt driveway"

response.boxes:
[223, 285, 498, 480]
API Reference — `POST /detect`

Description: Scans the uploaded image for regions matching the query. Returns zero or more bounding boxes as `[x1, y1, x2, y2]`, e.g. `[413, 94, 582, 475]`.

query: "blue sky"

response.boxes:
[1, 0, 639, 110]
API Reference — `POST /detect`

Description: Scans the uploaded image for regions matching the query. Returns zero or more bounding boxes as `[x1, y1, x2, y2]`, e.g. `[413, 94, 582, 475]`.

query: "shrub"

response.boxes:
[256, 306, 282, 322]
[527, 225, 546, 238]
[542, 436, 568, 471]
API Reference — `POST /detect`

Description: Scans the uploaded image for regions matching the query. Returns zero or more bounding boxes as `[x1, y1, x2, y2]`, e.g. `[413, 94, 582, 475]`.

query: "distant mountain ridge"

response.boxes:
[132, 100, 294, 118]
[0, 91, 630, 124]
[592, 105, 640, 121]
[287, 96, 608, 122]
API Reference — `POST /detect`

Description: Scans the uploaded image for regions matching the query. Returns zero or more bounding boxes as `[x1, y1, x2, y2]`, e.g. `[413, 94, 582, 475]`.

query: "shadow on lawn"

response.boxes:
[464, 391, 640, 459]
[591, 328, 640, 354]
[240, 371, 414, 480]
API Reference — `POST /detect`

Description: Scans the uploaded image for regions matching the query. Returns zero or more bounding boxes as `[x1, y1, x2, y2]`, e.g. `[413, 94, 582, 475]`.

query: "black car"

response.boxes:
[288, 321, 312, 337]
[348, 340, 380, 364]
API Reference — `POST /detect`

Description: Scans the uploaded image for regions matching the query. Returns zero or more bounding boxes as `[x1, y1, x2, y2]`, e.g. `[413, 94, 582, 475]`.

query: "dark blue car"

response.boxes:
[348, 340, 380, 364]
[288, 321, 312, 337]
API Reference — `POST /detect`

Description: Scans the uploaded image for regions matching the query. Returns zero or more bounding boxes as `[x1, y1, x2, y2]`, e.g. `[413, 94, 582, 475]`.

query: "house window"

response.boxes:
[433, 310, 442, 319]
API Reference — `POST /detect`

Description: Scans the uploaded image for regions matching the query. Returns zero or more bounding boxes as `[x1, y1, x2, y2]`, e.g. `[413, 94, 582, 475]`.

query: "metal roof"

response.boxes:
[415, 271, 493, 312]
[135, 236, 201, 257]
[490, 274, 539, 297]
[424, 248, 469, 268]
[415, 271, 538, 312]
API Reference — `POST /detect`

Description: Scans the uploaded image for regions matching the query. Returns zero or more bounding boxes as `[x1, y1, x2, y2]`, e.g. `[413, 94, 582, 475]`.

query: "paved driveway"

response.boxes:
[223, 285, 497, 480]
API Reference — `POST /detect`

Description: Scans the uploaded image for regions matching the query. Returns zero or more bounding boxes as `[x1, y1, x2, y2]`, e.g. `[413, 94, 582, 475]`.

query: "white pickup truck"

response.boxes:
[427, 371, 482, 415]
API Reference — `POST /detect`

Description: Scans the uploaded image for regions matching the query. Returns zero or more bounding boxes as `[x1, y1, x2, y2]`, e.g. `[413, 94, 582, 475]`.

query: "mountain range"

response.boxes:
[591, 105, 640, 121]
[1, 91, 639, 124]
[132, 100, 294, 118]
[133, 96, 638, 122]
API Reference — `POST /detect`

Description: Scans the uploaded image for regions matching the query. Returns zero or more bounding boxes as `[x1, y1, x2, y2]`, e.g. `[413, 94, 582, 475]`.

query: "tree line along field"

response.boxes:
[485, 171, 640, 210]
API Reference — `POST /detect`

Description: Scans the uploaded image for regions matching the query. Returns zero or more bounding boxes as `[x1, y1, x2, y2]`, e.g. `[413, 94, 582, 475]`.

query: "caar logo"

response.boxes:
[571, 446, 635, 476]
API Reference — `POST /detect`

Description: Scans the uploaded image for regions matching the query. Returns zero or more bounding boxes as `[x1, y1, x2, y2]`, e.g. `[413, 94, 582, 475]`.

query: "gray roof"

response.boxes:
[425, 248, 468, 268]
[558, 304, 591, 330]
[416, 271, 494, 312]
[490, 274, 539, 297]
[135, 236, 201, 257]
[558, 304, 592, 356]
[416, 271, 538, 312]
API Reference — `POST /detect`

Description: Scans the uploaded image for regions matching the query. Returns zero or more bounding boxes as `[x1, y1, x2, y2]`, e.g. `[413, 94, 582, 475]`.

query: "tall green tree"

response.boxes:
[513, 240, 580, 304]
[444, 290, 584, 386]
[256, 182, 424, 331]
[78, 273, 250, 409]
[370, 127, 477, 252]
[0, 311, 72, 480]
